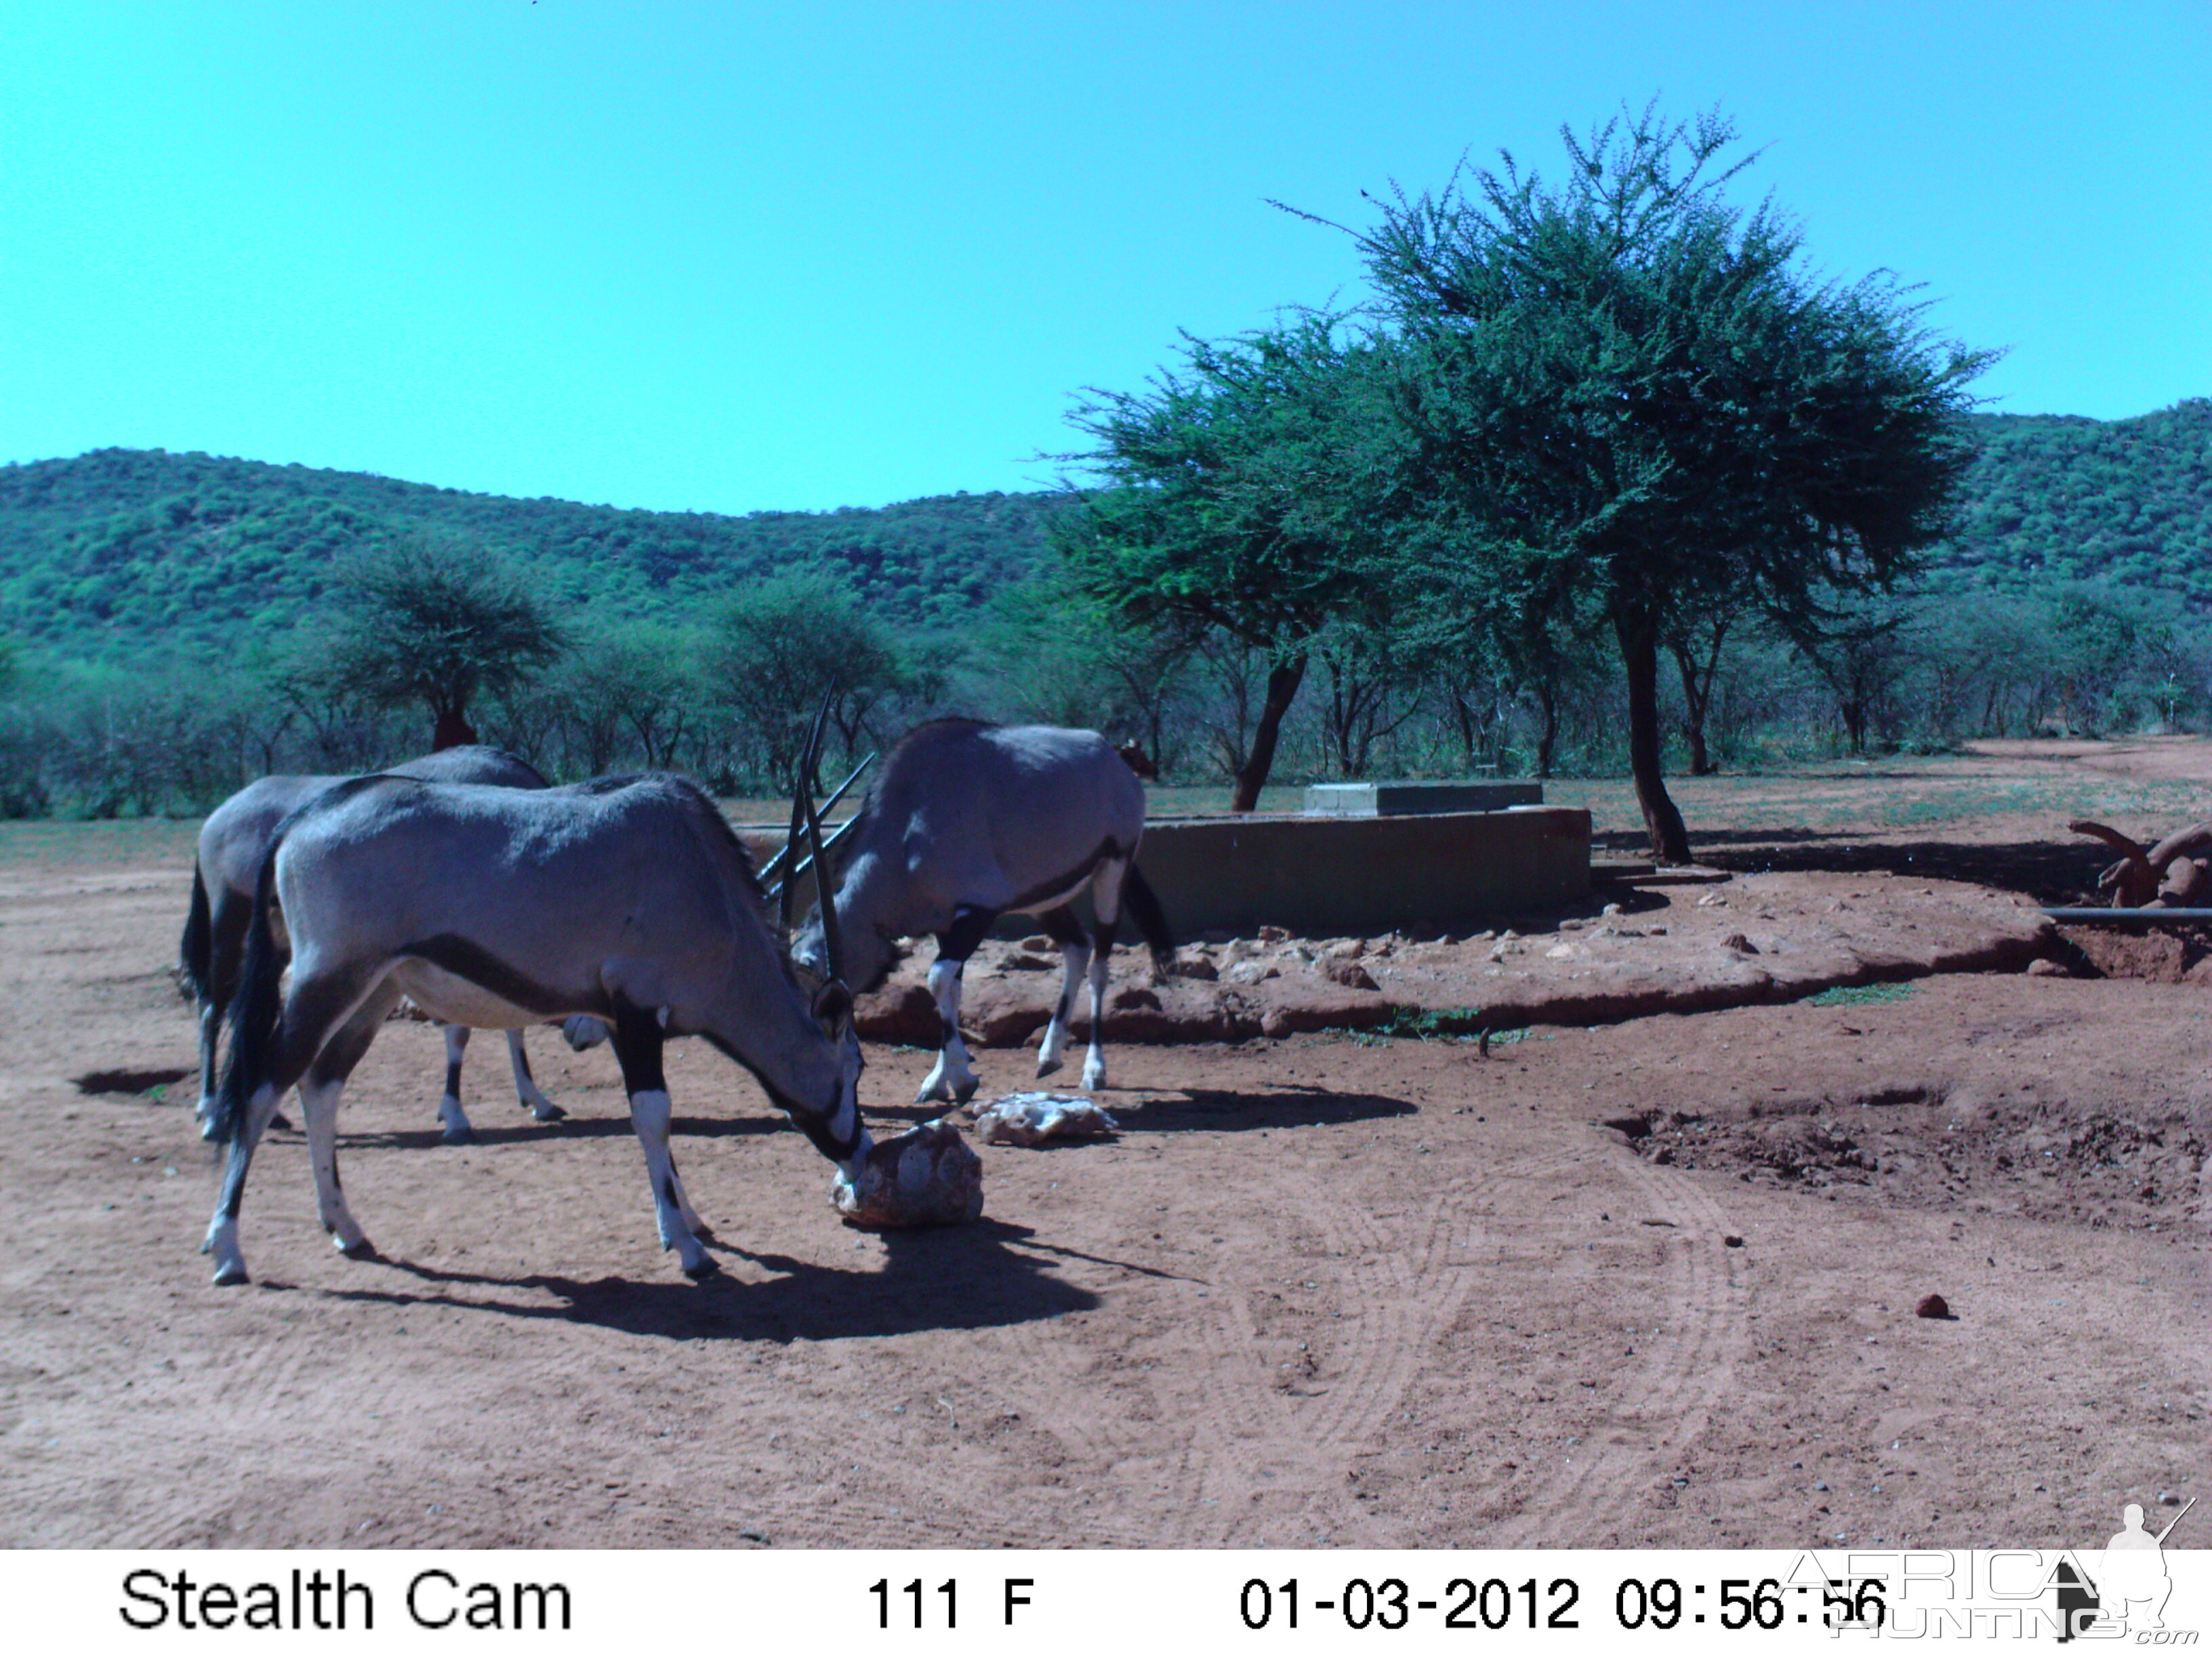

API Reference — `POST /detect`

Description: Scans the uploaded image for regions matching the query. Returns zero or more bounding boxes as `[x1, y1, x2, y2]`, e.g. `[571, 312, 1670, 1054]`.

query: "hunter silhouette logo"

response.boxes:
[2059, 1495, 2196, 1641]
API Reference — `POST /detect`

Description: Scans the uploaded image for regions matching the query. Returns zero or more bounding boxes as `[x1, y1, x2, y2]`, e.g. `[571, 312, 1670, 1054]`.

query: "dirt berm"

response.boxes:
[853, 870, 2058, 1045]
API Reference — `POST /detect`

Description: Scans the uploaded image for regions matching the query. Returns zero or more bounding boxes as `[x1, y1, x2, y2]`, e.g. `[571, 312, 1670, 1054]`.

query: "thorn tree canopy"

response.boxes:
[320, 534, 566, 751]
[1056, 315, 1401, 811]
[1303, 102, 1992, 861]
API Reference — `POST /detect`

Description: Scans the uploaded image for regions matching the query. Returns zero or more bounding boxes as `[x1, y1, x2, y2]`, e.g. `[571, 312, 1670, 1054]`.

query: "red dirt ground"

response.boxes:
[2, 740, 2205, 1549]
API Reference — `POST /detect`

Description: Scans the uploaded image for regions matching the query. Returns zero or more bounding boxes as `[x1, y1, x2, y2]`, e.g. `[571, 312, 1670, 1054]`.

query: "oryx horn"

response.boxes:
[797, 693, 846, 984]
[778, 691, 836, 941]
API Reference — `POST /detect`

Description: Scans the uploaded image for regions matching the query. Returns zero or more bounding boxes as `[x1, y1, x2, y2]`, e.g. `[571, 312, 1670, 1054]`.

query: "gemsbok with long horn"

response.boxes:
[203, 738, 877, 1286]
[792, 720, 1174, 1103]
[180, 747, 605, 1143]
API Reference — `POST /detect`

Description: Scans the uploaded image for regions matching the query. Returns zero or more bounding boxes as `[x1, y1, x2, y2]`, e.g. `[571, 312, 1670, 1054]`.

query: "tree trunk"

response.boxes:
[432, 705, 478, 751]
[1534, 679, 1559, 778]
[1670, 620, 1726, 777]
[1230, 655, 1307, 812]
[1615, 602, 1692, 863]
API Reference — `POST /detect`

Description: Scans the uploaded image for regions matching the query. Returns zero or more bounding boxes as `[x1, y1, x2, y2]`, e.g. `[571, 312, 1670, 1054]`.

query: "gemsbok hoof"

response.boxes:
[1034, 1056, 1063, 1079]
[337, 1238, 379, 1261]
[530, 1103, 567, 1122]
[954, 1077, 981, 1105]
[211, 1263, 250, 1286]
[441, 1125, 474, 1147]
[682, 1257, 721, 1281]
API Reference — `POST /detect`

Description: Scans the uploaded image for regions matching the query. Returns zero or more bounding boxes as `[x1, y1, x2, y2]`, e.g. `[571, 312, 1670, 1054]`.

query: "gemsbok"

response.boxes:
[203, 765, 871, 1286]
[180, 747, 604, 1143]
[793, 720, 1173, 1103]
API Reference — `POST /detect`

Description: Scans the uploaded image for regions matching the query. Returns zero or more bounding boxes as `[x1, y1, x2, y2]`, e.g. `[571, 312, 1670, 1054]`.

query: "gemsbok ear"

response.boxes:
[812, 979, 853, 1034]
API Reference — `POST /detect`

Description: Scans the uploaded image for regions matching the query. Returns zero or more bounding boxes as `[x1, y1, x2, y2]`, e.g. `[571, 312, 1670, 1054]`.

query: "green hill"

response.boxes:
[0, 447, 1067, 663]
[1934, 399, 2212, 602]
[2, 399, 2207, 667]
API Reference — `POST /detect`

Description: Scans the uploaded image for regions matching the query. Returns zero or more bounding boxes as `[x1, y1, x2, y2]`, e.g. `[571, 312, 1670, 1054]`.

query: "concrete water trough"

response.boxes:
[1136, 802, 1589, 938]
[1303, 779, 1544, 815]
[747, 781, 1591, 943]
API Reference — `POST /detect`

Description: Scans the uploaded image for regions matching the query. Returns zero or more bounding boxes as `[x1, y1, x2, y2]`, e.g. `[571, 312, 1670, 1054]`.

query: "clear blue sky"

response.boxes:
[3, 1, 2205, 515]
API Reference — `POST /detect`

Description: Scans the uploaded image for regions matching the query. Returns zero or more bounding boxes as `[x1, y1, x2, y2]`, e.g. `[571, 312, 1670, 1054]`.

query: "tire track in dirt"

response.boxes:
[1109, 1155, 1502, 1546]
[1487, 1142, 1755, 1544]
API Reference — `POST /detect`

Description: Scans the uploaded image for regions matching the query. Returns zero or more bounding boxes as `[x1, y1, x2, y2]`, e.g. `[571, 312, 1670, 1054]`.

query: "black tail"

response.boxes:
[1123, 865, 1175, 975]
[179, 863, 213, 1006]
[209, 844, 287, 1146]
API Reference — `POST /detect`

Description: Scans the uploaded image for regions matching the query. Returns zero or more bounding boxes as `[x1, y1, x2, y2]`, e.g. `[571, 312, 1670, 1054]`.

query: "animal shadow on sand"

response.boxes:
[1105, 1084, 1416, 1136]
[323, 1111, 787, 1153]
[290, 1218, 1104, 1343]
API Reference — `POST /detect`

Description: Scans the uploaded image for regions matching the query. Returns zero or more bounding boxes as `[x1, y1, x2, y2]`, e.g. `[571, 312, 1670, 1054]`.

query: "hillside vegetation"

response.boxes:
[3, 401, 2205, 670]
[1936, 401, 2212, 600]
[0, 447, 1065, 663]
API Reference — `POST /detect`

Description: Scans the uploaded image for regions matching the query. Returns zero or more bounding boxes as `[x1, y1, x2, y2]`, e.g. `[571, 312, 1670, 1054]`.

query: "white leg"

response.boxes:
[201, 1082, 283, 1284]
[1036, 939, 1091, 1078]
[437, 1024, 474, 1143]
[195, 1000, 222, 1132]
[299, 1073, 372, 1256]
[1081, 862, 1129, 1092]
[506, 1029, 565, 1121]
[917, 957, 981, 1104]
[1081, 949, 1111, 1091]
[627, 1088, 714, 1277]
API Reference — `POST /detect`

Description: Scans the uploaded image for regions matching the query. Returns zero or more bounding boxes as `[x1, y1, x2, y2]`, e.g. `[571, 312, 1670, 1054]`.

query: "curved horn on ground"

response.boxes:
[2069, 819, 2150, 860]
[2142, 821, 2212, 869]
[2070, 819, 2160, 907]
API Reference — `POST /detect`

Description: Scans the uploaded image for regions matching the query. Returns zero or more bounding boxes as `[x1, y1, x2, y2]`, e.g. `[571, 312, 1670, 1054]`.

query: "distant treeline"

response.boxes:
[0, 446, 1066, 661]
[4, 401, 2209, 667]
[0, 400, 2208, 818]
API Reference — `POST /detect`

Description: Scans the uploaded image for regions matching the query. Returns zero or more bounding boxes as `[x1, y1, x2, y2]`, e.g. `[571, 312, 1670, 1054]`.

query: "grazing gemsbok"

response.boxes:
[180, 747, 605, 1143]
[794, 720, 1173, 1103]
[203, 765, 869, 1285]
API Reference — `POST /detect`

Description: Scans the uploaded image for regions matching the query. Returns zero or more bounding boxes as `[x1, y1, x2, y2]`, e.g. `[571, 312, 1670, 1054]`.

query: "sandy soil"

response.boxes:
[3, 740, 2207, 1550]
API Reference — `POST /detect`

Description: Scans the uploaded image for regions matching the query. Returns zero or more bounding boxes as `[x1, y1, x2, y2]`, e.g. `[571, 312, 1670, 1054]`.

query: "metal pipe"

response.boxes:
[767, 815, 862, 904]
[759, 752, 876, 882]
[2041, 907, 2212, 924]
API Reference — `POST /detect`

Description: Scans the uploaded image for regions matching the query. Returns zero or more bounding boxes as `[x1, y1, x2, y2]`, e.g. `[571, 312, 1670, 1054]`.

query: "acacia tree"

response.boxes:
[708, 567, 903, 790]
[319, 535, 565, 751]
[1057, 316, 1397, 810]
[968, 575, 1197, 770]
[1312, 103, 1989, 860]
